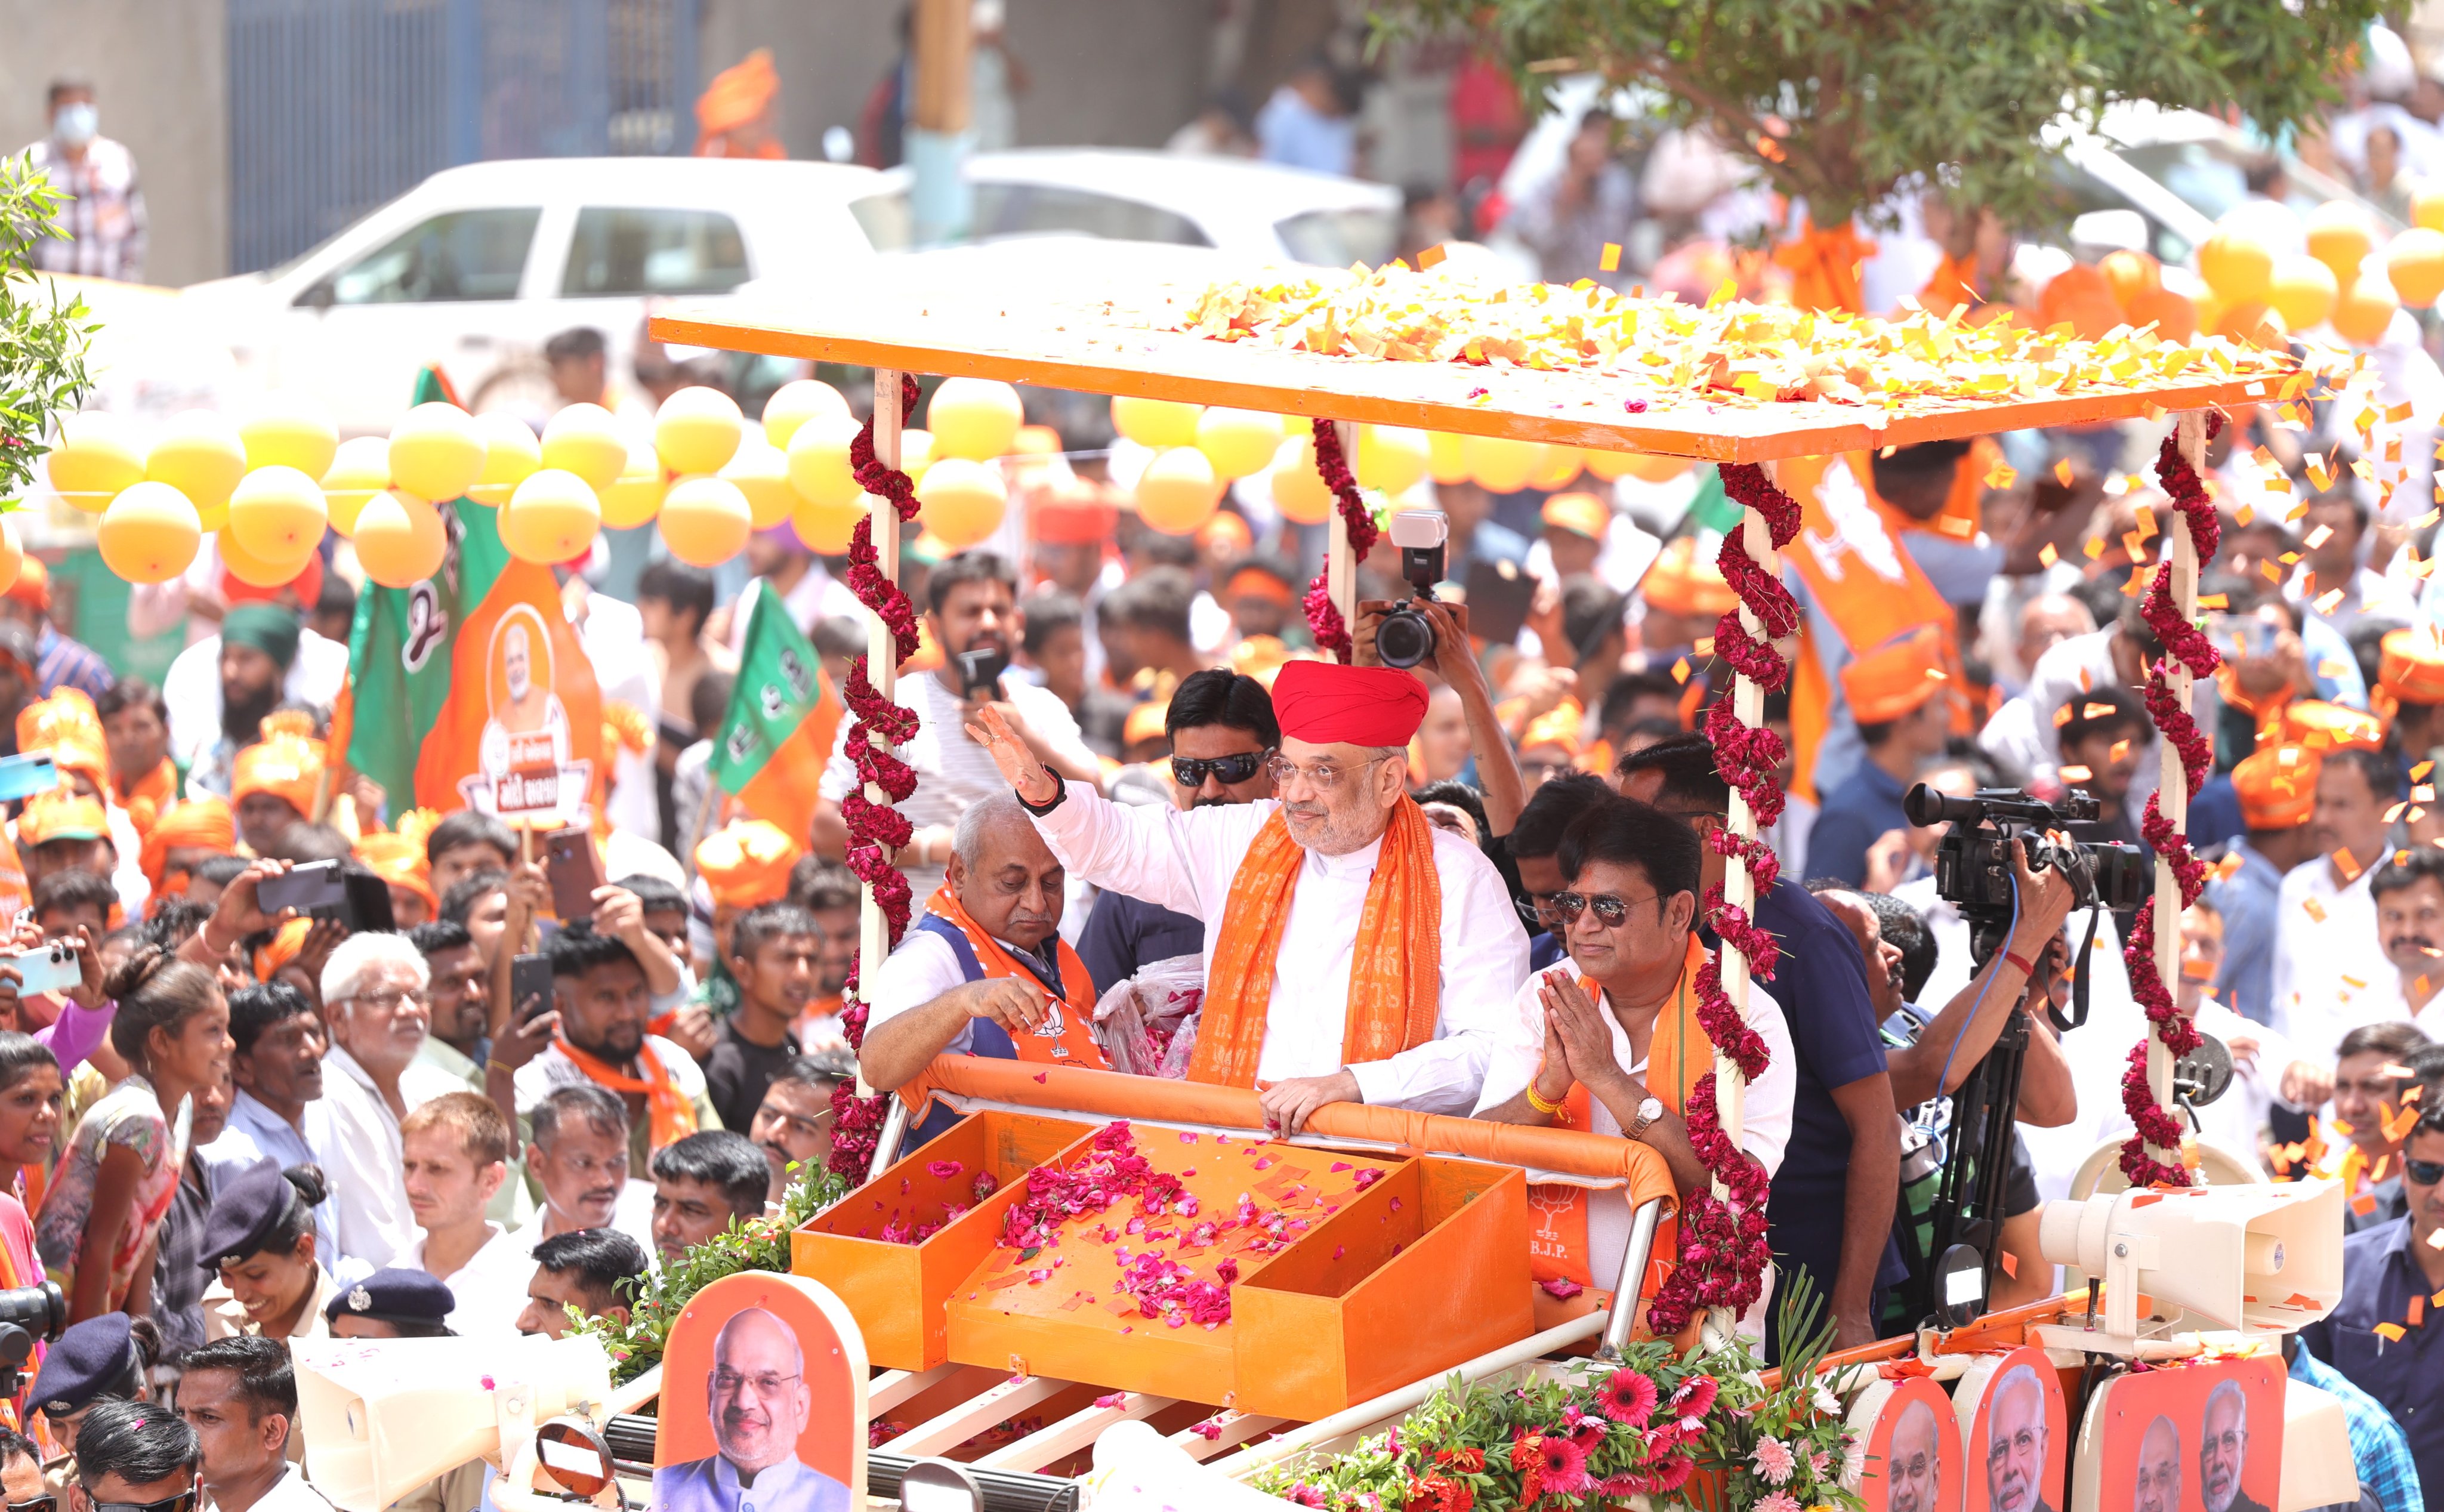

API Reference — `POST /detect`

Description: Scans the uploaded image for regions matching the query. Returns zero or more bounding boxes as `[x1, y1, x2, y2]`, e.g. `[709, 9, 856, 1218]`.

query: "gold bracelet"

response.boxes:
[1525, 1079, 1567, 1116]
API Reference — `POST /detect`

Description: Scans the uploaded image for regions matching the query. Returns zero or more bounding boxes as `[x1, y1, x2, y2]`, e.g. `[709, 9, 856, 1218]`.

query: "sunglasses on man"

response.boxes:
[75, 1488, 197, 1512]
[1170, 750, 1270, 788]
[1547, 890, 1664, 927]
[2406, 1156, 2444, 1187]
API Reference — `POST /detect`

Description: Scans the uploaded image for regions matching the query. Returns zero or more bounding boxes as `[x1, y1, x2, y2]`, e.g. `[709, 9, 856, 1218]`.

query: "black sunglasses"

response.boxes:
[83, 1491, 195, 1512]
[1171, 750, 1270, 788]
[2407, 1157, 2444, 1187]
[13, 1496, 55, 1512]
[1549, 891, 1662, 927]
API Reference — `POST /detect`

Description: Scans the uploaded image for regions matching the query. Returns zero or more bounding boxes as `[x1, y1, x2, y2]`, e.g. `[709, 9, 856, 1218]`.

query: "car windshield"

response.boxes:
[1275, 207, 1399, 267]
[2110, 139, 2398, 232]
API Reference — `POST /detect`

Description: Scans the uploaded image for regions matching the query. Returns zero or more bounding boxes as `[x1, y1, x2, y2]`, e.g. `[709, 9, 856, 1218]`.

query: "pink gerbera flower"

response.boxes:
[1530, 1432, 1593, 1495]
[1597, 1367, 1659, 1426]
[1671, 1373, 1720, 1418]
[1751, 1435, 1797, 1485]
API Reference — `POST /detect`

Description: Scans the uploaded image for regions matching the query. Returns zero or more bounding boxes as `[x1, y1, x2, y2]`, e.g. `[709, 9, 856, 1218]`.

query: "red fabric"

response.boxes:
[1272, 660, 1428, 746]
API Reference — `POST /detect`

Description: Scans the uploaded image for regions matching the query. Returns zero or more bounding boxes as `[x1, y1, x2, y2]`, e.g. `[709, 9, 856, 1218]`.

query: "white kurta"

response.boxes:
[1029, 783, 1531, 1114]
[391, 1220, 535, 1336]
[313, 1044, 462, 1273]
[2269, 854, 2393, 1063]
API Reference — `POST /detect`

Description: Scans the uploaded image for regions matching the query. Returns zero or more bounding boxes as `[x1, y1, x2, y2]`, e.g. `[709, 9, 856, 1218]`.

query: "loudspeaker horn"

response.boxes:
[2036, 1178, 2342, 1344]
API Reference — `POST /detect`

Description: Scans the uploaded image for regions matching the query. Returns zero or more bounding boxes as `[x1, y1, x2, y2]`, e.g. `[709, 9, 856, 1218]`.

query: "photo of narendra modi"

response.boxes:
[1957, 1347, 2067, 1512]
[1846, 1375, 1962, 1512]
[653, 1273, 869, 1512]
[2074, 1354, 2282, 1512]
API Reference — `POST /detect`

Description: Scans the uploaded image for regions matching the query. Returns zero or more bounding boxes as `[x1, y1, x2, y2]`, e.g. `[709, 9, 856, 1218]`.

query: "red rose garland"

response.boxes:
[827, 372, 929, 1178]
[2115, 418, 2225, 1188]
[1300, 419, 1382, 658]
[1642, 461, 1799, 1336]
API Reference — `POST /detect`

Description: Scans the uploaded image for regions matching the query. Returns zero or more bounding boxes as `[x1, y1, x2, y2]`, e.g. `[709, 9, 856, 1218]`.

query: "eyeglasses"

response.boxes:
[1171, 749, 1271, 788]
[1264, 754, 1391, 793]
[2405, 1156, 2444, 1186]
[711, 1369, 803, 1399]
[1528, 891, 1567, 925]
[13, 1495, 57, 1512]
[80, 1488, 195, 1512]
[1549, 891, 1663, 927]
[342, 989, 426, 1012]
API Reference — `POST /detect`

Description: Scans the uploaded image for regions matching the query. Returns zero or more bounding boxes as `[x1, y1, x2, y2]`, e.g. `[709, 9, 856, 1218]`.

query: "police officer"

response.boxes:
[26, 1312, 153, 1496]
[323, 1269, 455, 1340]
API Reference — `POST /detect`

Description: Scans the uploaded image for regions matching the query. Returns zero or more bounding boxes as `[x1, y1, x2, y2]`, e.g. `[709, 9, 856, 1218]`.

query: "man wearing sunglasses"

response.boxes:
[1078, 669, 1279, 996]
[2303, 1105, 2444, 1498]
[68, 1399, 201, 1512]
[0, 1430, 50, 1512]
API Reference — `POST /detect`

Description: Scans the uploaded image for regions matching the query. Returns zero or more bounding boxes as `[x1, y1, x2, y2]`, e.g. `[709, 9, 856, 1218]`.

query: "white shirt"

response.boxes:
[197, 1090, 344, 1273]
[503, 1178, 660, 1271]
[1978, 628, 2159, 815]
[2285, 564, 2419, 640]
[1472, 964, 1797, 1306]
[1027, 783, 1531, 1113]
[392, 1220, 533, 1336]
[2270, 853, 2395, 1064]
[162, 630, 352, 777]
[819, 670, 1094, 901]
[313, 1044, 461, 1273]
[248, 1462, 338, 1512]
[869, 928, 1063, 1056]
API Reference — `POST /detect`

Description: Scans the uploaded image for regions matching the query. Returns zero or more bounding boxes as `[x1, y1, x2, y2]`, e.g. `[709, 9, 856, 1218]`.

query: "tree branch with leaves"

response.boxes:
[2, 156, 96, 503]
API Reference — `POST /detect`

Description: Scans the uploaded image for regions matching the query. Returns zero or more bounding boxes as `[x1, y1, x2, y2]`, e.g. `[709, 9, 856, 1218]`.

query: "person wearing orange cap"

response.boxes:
[354, 832, 437, 930]
[2270, 745, 2403, 1072]
[965, 658, 1530, 1132]
[2204, 746, 2325, 1028]
[1219, 557, 1301, 647]
[140, 793, 236, 899]
[0, 556, 111, 703]
[1634, 536, 1737, 661]
[15, 689, 153, 915]
[693, 48, 783, 159]
[14, 789, 113, 896]
[229, 712, 325, 854]
[1805, 629, 1955, 887]
[1028, 480, 1122, 681]
[2381, 625, 2444, 773]
[693, 819, 803, 980]
[1516, 704, 1581, 793]
[1536, 491, 1612, 581]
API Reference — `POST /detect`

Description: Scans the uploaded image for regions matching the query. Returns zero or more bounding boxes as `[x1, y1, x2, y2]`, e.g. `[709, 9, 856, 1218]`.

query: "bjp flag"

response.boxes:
[341, 366, 604, 826]
[708, 586, 841, 843]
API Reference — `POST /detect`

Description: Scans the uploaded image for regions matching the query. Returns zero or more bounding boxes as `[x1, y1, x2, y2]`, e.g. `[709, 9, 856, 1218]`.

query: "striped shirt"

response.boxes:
[37, 626, 113, 702]
[16, 138, 146, 282]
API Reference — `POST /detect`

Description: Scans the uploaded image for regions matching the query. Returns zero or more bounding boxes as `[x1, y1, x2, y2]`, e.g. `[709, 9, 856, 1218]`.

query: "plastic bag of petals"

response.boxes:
[1091, 953, 1206, 1079]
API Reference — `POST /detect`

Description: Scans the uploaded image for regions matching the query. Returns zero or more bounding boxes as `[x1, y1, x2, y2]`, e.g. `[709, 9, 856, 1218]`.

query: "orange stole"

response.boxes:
[553, 1036, 701, 1150]
[1190, 797, 1441, 1088]
[113, 758, 180, 836]
[1529, 936, 1714, 1301]
[922, 887, 1109, 1070]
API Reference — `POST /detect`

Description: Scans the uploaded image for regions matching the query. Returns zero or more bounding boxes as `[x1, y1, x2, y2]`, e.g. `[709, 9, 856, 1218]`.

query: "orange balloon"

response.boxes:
[2416, 185, 2444, 234]
[1135, 448, 1221, 535]
[915, 457, 1009, 550]
[2304, 201, 2375, 285]
[2039, 264, 2124, 341]
[2125, 288, 2197, 343]
[2099, 249, 2162, 314]
[1271, 437, 1334, 526]
[0, 517, 21, 597]
[792, 493, 867, 555]
[2332, 277, 2400, 346]
[2387, 227, 2444, 309]
[2199, 226, 2275, 306]
[97, 482, 202, 585]
[217, 527, 316, 590]
[354, 491, 448, 588]
[658, 476, 754, 567]
[2265, 255, 2338, 333]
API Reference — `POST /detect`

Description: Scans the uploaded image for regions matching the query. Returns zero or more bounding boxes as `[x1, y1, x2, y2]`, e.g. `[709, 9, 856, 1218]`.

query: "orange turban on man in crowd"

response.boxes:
[16, 691, 110, 798]
[695, 48, 783, 159]
[1840, 627, 1952, 726]
[2231, 744, 2319, 832]
[231, 712, 326, 848]
[697, 820, 802, 911]
[141, 794, 237, 896]
[354, 831, 439, 928]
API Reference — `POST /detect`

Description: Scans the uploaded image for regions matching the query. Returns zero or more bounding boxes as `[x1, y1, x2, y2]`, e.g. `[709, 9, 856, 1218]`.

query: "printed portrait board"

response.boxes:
[1844, 1375, 1964, 1512]
[2071, 1354, 2283, 1512]
[1957, 1347, 2070, 1512]
[655, 1271, 870, 1512]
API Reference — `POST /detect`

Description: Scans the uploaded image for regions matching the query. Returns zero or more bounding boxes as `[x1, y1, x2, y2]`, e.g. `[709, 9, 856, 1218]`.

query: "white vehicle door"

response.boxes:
[286, 205, 547, 430]
[547, 203, 755, 424]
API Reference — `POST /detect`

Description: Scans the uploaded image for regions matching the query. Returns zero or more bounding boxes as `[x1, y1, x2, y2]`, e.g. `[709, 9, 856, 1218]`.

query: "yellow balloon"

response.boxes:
[654, 385, 743, 477]
[658, 476, 755, 567]
[720, 439, 796, 530]
[2387, 227, 2444, 309]
[1136, 448, 1221, 536]
[1426, 430, 1471, 486]
[1530, 445, 1584, 492]
[226, 465, 329, 561]
[541, 402, 628, 492]
[916, 457, 1008, 550]
[928, 378, 1024, 462]
[237, 394, 339, 479]
[2417, 186, 2444, 234]
[0, 517, 21, 596]
[761, 379, 851, 449]
[1355, 425, 1430, 495]
[2266, 255, 2338, 334]
[147, 411, 248, 521]
[46, 411, 144, 513]
[217, 527, 316, 590]
[320, 435, 391, 536]
[600, 442, 668, 529]
[1195, 407, 1283, 480]
[2199, 225, 2275, 307]
[388, 402, 484, 504]
[1110, 395, 1202, 450]
[501, 468, 603, 564]
[2332, 276, 2400, 346]
[897, 428, 936, 488]
[786, 414, 865, 510]
[465, 412, 541, 507]
[353, 491, 448, 588]
[1271, 436, 1335, 525]
[97, 482, 202, 585]
[1463, 434, 1541, 493]
[2304, 201, 2375, 285]
[792, 492, 868, 555]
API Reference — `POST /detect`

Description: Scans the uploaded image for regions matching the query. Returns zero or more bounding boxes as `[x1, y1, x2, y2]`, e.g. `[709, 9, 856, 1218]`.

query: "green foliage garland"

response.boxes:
[1, 156, 95, 502]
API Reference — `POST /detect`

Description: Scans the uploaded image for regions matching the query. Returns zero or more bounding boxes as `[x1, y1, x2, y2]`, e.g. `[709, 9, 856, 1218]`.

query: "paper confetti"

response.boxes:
[2038, 542, 2059, 567]
[2376, 1322, 2408, 1341]
[2054, 458, 2075, 486]
[2304, 897, 2329, 922]
[1598, 242, 1621, 273]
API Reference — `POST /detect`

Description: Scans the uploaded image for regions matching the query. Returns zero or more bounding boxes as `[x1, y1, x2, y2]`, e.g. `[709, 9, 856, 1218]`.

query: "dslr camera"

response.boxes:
[1375, 509, 1450, 671]
[1903, 783, 2150, 973]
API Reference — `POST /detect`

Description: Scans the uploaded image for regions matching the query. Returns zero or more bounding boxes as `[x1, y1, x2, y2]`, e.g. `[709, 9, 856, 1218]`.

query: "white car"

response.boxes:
[851, 148, 1402, 267]
[180, 156, 886, 433]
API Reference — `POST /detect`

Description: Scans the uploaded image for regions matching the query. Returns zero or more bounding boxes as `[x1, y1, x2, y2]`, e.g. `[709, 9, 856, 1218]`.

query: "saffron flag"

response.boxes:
[707, 585, 841, 843]
[338, 366, 604, 825]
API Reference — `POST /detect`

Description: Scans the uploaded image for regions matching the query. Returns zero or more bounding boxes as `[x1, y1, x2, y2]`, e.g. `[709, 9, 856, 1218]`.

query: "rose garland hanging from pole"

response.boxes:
[826, 372, 927, 1178]
[1301, 418, 1380, 657]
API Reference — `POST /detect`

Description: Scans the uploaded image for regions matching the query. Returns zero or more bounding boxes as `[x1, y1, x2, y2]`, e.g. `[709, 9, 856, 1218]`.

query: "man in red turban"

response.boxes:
[953, 659, 1529, 1133]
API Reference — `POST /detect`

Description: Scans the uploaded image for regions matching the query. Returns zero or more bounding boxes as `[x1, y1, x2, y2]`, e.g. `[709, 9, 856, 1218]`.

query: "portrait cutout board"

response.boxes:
[2071, 1353, 2283, 1512]
[654, 1272, 869, 1512]
[1957, 1347, 2070, 1512]
[1844, 1375, 1963, 1512]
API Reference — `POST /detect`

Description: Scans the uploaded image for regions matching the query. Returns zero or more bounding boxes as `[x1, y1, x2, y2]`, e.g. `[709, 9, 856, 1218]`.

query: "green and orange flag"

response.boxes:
[336, 366, 604, 826]
[708, 585, 842, 843]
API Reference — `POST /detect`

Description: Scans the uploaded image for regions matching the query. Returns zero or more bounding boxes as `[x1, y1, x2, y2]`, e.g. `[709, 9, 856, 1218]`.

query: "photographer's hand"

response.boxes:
[2007, 837, 2079, 951]
[1351, 601, 1390, 669]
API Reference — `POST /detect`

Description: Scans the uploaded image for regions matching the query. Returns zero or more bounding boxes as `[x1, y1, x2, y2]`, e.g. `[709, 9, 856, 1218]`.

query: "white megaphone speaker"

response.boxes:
[2035, 1177, 2342, 1348]
[292, 1334, 614, 1512]
[1083, 1420, 1313, 1512]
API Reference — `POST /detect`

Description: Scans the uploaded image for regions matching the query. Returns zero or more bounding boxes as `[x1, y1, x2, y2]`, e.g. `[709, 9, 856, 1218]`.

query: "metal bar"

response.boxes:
[870, 1360, 970, 1415]
[976, 1390, 1176, 1471]
[866, 1097, 911, 1184]
[1598, 1197, 1667, 1360]
[1169, 1412, 1289, 1462]
[887, 1374, 1069, 1459]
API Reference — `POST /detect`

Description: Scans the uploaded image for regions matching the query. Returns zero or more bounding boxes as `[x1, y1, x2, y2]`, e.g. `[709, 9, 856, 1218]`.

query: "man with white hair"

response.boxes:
[655, 1306, 852, 1512]
[1986, 1364, 2055, 1512]
[314, 932, 459, 1270]
[2199, 1381, 2265, 1512]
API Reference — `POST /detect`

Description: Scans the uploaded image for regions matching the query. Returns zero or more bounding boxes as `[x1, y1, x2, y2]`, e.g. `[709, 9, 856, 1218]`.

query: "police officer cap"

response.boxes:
[196, 1161, 303, 1272]
[30, 1312, 141, 1418]
[326, 1267, 455, 1331]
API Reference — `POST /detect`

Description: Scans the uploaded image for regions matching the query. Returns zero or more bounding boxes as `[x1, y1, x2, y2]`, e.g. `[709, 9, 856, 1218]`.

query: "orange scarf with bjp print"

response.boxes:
[1190, 795, 1442, 1087]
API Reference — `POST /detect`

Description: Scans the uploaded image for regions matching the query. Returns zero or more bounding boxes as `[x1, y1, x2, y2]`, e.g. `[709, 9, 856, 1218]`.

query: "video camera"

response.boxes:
[0, 1282, 64, 1400]
[1375, 510, 1450, 671]
[1903, 783, 2150, 983]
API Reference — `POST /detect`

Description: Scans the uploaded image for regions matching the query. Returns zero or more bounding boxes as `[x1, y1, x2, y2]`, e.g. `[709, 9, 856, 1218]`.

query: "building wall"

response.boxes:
[0, 0, 232, 287]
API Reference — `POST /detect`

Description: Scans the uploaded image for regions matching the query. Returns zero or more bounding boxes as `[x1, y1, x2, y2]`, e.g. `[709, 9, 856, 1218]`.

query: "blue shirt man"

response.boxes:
[2300, 1119, 2444, 1501]
[2288, 1340, 2424, 1512]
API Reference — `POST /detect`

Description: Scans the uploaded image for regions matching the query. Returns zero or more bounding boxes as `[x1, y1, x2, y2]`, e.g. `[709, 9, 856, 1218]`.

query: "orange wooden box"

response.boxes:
[791, 1110, 1096, 1371]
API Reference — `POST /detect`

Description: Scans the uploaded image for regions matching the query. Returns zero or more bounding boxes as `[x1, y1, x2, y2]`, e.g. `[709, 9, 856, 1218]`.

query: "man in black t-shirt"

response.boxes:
[702, 902, 822, 1131]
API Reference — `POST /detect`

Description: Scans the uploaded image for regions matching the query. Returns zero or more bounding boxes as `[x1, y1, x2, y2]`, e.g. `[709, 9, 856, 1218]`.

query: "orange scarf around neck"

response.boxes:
[114, 758, 181, 837]
[1530, 934, 1715, 1309]
[1190, 795, 1441, 1088]
[923, 886, 1109, 1070]
[554, 1036, 699, 1150]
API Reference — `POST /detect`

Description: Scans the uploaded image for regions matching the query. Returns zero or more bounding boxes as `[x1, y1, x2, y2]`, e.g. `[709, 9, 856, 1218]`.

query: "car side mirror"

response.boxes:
[295, 279, 336, 310]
